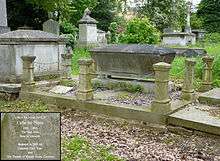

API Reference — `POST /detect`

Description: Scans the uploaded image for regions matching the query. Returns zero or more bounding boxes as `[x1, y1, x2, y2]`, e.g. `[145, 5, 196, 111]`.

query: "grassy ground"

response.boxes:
[0, 100, 122, 161]
[170, 43, 220, 87]
[62, 136, 123, 161]
[72, 48, 91, 75]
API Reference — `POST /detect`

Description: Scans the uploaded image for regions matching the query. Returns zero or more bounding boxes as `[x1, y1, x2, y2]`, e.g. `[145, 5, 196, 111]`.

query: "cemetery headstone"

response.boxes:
[0, 0, 10, 34]
[1, 113, 61, 160]
[43, 19, 60, 35]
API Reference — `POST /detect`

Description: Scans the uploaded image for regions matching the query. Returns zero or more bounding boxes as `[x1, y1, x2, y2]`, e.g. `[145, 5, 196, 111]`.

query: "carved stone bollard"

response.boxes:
[61, 53, 72, 79]
[21, 56, 36, 92]
[181, 58, 196, 101]
[199, 56, 214, 92]
[151, 62, 171, 114]
[76, 59, 94, 101]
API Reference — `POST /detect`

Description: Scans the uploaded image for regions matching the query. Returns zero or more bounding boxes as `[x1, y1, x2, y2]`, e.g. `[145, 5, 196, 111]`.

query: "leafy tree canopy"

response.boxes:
[119, 17, 160, 44]
[137, 0, 187, 32]
[197, 0, 220, 33]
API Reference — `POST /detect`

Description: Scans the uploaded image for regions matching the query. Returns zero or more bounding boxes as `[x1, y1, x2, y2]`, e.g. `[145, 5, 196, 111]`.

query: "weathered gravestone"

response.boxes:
[0, 0, 10, 34]
[1, 113, 61, 160]
[43, 19, 60, 35]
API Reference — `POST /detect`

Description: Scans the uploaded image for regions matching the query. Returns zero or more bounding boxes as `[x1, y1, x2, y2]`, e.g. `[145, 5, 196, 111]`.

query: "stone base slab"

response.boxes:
[199, 88, 220, 105]
[19, 91, 220, 135]
[21, 91, 190, 125]
[168, 105, 220, 136]
[0, 83, 21, 94]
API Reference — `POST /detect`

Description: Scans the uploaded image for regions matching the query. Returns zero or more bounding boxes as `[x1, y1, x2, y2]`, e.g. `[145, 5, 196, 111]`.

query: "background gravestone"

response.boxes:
[0, 0, 10, 34]
[43, 19, 60, 35]
[1, 113, 61, 160]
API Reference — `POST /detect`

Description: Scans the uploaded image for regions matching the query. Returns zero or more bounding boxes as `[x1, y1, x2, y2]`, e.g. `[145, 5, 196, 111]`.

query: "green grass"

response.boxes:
[170, 43, 220, 88]
[72, 48, 91, 75]
[62, 136, 123, 161]
[0, 100, 48, 112]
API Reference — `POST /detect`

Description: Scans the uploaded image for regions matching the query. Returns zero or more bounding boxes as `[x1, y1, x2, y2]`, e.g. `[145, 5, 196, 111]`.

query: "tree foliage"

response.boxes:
[190, 13, 203, 29]
[91, 0, 117, 31]
[119, 17, 160, 44]
[137, 0, 187, 32]
[7, 0, 48, 30]
[7, 0, 117, 32]
[70, 0, 98, 25]
[197, 0, 220, 33]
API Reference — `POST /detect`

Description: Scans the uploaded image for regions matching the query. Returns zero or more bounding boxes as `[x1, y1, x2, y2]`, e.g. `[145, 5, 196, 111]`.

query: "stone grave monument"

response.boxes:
[78, 8, 98, 47]
[90, 44, 176, 79]
[1, 113, 61, 160]
[162, 1, 196, 46]
[0, 29, 66, 83]
[0, 0, 10, 34]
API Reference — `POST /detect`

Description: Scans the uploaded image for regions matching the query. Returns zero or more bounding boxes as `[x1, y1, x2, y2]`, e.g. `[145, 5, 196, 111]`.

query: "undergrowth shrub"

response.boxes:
[119, 17, 160, 44]
[72, 48, 91, 75]
[205, 33, 220, 44]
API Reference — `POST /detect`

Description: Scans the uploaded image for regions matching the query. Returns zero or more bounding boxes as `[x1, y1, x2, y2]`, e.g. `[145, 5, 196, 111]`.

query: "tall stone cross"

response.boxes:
[185, 0, 192, 33]
[0, 0, 10, 34]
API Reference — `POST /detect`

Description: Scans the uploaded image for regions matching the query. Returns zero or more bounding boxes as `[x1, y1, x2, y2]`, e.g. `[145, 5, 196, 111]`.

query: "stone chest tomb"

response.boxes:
[0, 29, 66, 83]
[90, 44, 176, 79]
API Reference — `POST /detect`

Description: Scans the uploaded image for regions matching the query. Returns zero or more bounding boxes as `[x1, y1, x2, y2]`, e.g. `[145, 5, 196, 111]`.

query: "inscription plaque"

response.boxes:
[1, 113, 61, 160]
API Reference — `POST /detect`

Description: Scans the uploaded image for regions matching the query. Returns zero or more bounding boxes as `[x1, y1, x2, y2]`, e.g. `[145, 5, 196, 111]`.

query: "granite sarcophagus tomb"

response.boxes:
[90, 44, 176, 79]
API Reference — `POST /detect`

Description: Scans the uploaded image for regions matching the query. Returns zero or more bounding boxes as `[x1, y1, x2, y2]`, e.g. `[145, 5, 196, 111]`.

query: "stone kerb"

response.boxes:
[199, 56, 214, 92]
[181, 58, 196, 101]
[76, 59, 94, 101]
[151, 62, 171, 114]
[21, 56, 36, 92]
[61, 52, 72, 79]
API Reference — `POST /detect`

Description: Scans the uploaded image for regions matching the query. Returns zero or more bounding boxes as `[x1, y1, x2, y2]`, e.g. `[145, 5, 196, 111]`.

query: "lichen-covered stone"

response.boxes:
[181, 58, 196, 101]
[199, 56, 214, 92]
[151, 62, 171, 114]
[76, 59, 94, 101]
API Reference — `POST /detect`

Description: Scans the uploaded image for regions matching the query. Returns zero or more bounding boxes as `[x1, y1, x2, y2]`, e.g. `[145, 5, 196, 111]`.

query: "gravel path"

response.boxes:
[61, 109, 220, 161]
[104, 90, 181, 106]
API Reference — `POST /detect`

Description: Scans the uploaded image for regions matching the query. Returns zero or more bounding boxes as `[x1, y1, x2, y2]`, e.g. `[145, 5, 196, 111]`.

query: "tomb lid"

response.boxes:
[0, 29, 65, 42]
[90, 44, 176, 55]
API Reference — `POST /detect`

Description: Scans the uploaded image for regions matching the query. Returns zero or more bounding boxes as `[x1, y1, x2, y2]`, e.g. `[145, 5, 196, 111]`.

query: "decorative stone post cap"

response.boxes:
[202, 55, 214, 62]
[153, 62, 171, 70]
[185, 58, 196, 65]
[79, 8, 98, 24]
[21, 55, 36, 62]
[78, 59, 94, 65]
